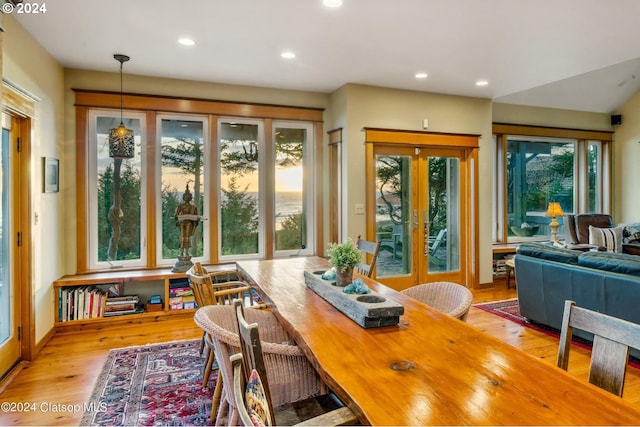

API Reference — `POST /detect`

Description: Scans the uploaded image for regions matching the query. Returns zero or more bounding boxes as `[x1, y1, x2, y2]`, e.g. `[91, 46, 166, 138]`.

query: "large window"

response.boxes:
[493, 125, 612, 244]
[274, 123, 313, 255]
[78, 91, 322, 272]
[158, 116, 207, 262]
[219, 120, 262, 258]
[88, 110, 146, 269]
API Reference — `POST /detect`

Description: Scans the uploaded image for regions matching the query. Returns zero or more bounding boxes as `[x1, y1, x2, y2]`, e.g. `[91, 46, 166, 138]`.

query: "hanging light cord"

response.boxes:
[119, 59, 123, 124]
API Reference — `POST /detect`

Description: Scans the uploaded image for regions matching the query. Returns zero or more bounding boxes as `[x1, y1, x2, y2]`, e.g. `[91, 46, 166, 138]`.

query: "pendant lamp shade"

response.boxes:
[109, 54, 134, 159]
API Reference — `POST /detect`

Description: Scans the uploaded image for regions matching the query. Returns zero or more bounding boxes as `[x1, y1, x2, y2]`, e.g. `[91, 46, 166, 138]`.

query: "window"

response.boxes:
[493, 124, 612, 244]
[273, 122, 314, 256]
[88, 110, 147, 269]
[158, 116, 208, 263]
[77, 91, 323, 272]
[219, 120, 262, 258]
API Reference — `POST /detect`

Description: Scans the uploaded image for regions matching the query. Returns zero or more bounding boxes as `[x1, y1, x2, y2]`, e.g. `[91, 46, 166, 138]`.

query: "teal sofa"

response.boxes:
[515, 242, 640, 357]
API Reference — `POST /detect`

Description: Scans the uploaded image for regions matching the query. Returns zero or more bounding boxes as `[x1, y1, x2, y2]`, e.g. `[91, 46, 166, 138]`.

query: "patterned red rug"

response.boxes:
[474, 298, 640, 369]
[81, 339, 216, 426]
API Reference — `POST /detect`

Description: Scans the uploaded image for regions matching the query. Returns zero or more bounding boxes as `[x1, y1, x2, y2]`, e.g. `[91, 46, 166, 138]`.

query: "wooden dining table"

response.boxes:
[237, 256, 640, 426]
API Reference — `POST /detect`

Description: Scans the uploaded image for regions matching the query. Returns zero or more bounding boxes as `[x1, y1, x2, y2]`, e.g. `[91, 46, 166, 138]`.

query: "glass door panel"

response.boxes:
[0, 128, 11, 346]
[375, 152, 413, 279]
[425, 154, 461, 275]
[0, 118, 19, 377]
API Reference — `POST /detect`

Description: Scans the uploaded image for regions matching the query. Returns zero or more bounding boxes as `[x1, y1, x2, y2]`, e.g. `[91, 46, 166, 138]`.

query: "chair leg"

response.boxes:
[210, 373, 223, 422]
[202, 347, 215, 389]
[199, 331, 206, 355]
[214, 397, 228, 425]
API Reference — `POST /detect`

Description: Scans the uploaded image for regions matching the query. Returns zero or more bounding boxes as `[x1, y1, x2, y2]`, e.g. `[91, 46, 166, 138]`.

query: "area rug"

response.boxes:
[474, 298, 640, 368]
[80, 339, 216, 426]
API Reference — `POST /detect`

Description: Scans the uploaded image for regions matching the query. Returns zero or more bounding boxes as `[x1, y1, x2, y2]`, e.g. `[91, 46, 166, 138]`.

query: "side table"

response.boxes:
[505, 258, 515, 289]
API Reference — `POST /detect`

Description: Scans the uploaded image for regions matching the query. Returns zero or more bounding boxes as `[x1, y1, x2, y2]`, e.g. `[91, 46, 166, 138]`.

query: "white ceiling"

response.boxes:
[13, 0, 640, 113]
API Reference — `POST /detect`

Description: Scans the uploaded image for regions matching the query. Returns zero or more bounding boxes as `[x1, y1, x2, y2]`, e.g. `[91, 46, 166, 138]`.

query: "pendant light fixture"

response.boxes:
[108, 53, 135, 159]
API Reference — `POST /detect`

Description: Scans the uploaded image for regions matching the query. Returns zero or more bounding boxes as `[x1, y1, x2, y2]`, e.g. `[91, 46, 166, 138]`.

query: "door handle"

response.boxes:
[423, 210, 429, 256]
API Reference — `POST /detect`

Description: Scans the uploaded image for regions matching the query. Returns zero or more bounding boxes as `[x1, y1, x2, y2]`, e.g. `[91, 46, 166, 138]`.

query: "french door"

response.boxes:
[365, 129, 477, 291]
[0, 113, 22, 377]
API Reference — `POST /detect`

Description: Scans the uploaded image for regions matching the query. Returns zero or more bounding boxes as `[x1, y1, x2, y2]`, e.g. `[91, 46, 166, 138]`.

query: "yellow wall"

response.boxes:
[492, 103, 612, 131]
[613, 92, 640, 224]
[3, 15, 65, 343]
[327, 84, 494, 284]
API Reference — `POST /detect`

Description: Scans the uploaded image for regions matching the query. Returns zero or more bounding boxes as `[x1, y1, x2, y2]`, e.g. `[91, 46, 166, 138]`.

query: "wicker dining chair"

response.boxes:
[401, 281, 473, 321]
[186, 263, 253, 421]
[232, 299, 356, 426]
[194, 304, 322, 426]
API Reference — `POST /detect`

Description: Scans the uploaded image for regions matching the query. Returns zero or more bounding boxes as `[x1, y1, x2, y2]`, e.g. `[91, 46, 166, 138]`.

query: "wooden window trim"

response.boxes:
[492, 123, 613, 141]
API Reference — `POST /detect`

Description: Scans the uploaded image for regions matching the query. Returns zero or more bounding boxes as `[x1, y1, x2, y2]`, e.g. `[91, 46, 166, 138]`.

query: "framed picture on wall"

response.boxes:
[43, 157, 59, 193]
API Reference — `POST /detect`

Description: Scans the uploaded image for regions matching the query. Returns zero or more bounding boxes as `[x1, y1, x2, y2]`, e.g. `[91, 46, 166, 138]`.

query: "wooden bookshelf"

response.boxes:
[53, 263, 237, 330]
[492, 244, 518, 280]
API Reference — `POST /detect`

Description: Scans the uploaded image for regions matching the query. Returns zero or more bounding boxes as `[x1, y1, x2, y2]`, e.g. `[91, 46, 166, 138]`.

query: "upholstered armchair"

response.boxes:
[564, 214, 613, 245]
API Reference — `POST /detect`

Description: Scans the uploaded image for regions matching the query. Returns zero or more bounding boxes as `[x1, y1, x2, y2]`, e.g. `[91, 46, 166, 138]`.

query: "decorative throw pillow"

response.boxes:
[622, 224, 640, 244]
[588, 225, 623, 253]
[245, 369, 271, 426]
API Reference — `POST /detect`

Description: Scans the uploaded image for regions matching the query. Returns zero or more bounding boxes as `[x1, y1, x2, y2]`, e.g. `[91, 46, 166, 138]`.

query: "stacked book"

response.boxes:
[58, 286, 109, 322]
[103, 295, 142, 317]
[168, 278, 196, 310]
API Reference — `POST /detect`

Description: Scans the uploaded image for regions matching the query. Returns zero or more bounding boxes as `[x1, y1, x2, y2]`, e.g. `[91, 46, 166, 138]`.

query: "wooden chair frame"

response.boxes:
[557, 300, 640, 396]
[355, 234, 381, 278]
[232, 299, 356, 426]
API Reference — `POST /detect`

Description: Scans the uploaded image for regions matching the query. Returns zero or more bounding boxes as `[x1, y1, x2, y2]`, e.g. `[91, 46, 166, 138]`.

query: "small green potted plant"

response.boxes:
[327, 238, 362, 286]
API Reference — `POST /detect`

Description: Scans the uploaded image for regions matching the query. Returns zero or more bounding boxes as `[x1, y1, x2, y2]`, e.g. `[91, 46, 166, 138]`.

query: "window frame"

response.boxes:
[493, 123, 613, 244]
[87, 109, 148, 270]
[155, 113, 210, 267]
[272, 120, 315, 258]
[75, 90, 324, 273]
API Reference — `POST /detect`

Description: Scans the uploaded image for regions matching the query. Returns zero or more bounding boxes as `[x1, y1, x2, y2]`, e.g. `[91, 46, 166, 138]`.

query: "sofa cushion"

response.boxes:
[588, 225, 623, 253]
[578, 251, 640, 276]
[516, 242, 580, 264]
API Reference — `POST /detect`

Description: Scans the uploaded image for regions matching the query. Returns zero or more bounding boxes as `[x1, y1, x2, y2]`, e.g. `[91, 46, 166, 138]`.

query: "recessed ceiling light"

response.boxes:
[178, 38, 195, 46]
[476, 80, 489, 87]
[323, 0, 343, 7]
[415, 72, 428, 79]
[281, 51, 296, 59]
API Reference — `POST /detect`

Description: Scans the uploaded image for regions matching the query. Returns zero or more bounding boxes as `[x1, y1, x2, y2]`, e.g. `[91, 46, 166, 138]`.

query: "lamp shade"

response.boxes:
[545, 202, 564, 217]
[108, 122, 135, 159]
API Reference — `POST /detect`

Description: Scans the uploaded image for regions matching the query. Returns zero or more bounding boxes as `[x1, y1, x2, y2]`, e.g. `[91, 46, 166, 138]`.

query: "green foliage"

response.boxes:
[276, 213, 303, 251]
[97, 161, 141, 261]
[376, 155, 448, 233]
[161, 185, 182, 258]
[327, 238, 362, 271]
[221, 177, 259, 255]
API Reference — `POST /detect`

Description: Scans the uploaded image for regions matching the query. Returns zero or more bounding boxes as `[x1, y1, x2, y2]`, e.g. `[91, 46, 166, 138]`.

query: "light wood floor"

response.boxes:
[1, 280, 639, 426]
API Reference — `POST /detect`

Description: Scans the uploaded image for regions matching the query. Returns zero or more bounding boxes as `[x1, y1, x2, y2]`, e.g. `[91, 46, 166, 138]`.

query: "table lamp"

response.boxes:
[546, 202, 564, 242]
